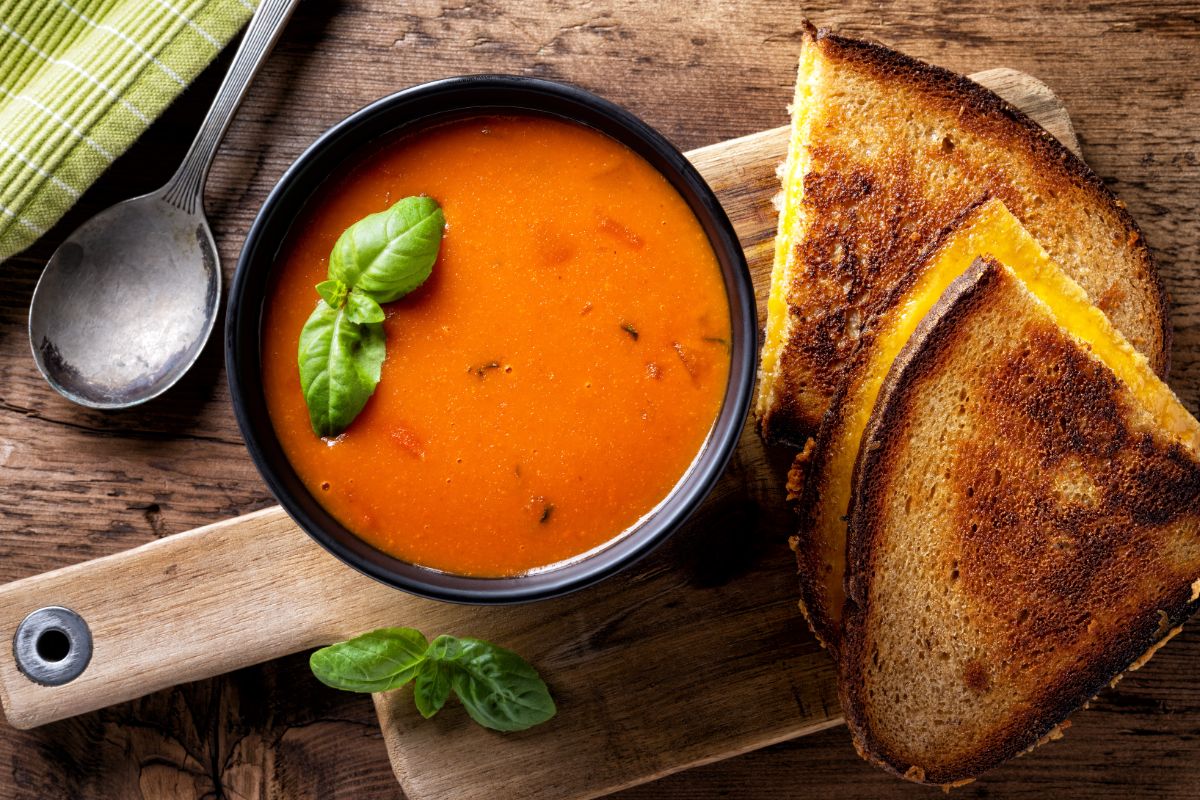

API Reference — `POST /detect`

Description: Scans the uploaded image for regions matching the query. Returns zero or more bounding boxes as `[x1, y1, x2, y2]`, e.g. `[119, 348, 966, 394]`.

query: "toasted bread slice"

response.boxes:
[756, 23, 1167, 447]
[794, 198, 1109, 649]
[840, 255, 1200, 786]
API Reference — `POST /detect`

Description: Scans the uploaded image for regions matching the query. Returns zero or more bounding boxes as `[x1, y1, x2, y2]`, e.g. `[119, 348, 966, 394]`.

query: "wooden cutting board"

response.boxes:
[0, 68, 1076, 800]
[373, 67, 1082, 799]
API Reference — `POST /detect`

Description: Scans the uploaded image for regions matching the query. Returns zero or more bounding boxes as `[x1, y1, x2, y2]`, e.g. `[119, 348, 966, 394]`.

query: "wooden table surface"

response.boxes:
[2, 2, 1199, 797]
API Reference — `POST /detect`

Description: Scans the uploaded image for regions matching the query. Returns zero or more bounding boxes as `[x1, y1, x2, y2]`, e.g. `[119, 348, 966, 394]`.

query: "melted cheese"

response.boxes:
[757, 44, 821, 419]
[818, 198, 1200, 626]
[1014, 239, 1200, 453]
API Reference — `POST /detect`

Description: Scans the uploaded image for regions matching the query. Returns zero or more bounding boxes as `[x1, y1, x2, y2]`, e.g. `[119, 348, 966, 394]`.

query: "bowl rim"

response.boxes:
[226, 74, 757, 604]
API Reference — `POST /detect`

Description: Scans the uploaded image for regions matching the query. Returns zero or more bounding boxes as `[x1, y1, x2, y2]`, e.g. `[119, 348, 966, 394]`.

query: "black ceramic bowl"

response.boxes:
[226, 75, 756, 604]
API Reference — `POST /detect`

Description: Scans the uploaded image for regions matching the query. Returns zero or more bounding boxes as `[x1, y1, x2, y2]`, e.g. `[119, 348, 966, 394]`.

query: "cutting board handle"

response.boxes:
[0, 507, 436, 729]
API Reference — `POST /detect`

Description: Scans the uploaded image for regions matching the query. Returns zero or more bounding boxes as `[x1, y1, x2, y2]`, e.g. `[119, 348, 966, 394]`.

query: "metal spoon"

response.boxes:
[28, 0, 301, 409]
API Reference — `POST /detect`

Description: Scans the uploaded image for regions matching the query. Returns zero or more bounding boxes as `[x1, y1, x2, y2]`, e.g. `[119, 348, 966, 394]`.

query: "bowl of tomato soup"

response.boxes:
[227, 76, 754, 602]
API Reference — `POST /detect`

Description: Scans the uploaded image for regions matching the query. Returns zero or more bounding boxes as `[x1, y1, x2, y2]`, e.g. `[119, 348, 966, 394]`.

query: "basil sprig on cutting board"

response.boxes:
[298, 196, 445, 437]
[310, 627, 557, 732]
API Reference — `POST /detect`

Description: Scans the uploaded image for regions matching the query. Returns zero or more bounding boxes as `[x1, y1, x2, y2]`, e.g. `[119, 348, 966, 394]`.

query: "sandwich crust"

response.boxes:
[757, 25, 1168, 447]
[791, 198, 995, 652]
[840, 258, 1200, 785]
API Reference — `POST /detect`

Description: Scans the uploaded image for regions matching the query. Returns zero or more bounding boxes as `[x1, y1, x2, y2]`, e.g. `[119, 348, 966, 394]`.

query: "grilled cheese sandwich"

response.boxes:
[757, 24, 1167, 448]
[839, 255, 1200, 785]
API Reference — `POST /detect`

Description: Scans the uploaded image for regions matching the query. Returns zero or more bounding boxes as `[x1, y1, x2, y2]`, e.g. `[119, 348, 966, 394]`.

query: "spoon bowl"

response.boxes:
[25, 0, 300, 408]
[28, 193, 219, 408]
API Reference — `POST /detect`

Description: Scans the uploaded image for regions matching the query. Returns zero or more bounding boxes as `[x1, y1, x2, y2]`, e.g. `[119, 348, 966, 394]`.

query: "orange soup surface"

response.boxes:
[262, 114, 731, 576]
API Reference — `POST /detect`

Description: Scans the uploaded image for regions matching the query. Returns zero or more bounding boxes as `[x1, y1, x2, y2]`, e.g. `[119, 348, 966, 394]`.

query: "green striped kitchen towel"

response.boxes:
[0, 0, 255, 262]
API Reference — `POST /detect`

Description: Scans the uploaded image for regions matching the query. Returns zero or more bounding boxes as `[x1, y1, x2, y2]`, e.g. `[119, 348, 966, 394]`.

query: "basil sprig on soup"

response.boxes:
[298, 196, 445, 437]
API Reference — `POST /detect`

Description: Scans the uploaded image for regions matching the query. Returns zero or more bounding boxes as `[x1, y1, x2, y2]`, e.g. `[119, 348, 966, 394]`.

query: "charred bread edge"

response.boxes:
[790, 197, 993, 652]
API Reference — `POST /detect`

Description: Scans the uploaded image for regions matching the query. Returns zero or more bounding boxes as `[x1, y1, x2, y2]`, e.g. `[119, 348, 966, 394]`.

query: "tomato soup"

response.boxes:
[262, 114, 731, 576]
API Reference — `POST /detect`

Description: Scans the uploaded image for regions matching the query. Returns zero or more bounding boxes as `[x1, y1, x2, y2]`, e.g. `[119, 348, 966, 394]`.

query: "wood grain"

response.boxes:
[0, 2, 1197, 798]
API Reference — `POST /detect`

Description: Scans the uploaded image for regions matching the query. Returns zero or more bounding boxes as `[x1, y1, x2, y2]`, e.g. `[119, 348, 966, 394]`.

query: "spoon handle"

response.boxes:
[161, 0, 302, 215]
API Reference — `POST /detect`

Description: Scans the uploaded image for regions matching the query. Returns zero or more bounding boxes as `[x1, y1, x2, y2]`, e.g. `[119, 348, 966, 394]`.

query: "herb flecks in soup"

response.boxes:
[262, 115, 731, 577]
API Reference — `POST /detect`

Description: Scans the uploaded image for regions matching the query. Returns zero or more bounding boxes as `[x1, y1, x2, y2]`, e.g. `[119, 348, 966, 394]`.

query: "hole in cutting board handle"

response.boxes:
[36, 629, 71, 662]
[13, 606, 93, 686]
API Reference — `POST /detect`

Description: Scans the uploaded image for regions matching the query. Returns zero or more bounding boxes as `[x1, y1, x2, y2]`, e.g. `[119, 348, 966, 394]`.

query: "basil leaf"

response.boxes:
[425, 633, 463, 661]
[315, 278, 348, 308]
[329, 196, 444, 304]
[413, 659, 453, 719]
[445, 638, 557, 732]
[345, 290, 385, 324]
[309, 628, 556, 732]
[309, 627, 428, 693]
[298, 300, 386, 437]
